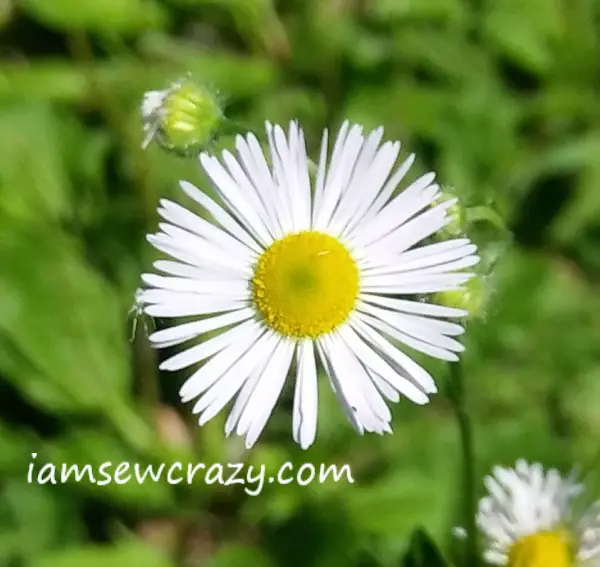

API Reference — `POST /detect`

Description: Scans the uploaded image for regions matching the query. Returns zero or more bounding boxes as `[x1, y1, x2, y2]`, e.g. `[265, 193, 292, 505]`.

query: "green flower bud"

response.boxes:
[434, 187, 466, 237]
[141, 76, 223, 156]
[435, 275, 487, 318]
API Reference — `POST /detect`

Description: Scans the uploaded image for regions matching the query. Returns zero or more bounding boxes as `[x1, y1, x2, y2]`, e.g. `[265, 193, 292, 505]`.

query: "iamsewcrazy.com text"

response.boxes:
[26, 453, 354, 496]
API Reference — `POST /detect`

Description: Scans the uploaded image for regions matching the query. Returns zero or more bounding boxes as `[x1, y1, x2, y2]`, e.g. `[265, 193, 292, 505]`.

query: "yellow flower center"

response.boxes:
[508, 531, 573, 567]
[252, 231, 359, 338]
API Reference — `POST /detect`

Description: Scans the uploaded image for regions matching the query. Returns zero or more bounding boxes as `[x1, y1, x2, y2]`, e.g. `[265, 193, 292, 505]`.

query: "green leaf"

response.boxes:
[0, 104, 72, 222]
[0, 63, 88, 103]
[392, 28, 492, 85]
[401, 528, 448, 567]
[30, 542, 176, 567]
[207, 545, 275, 567]
[0, 480, 83, 562]
[483, 0, 564, 74]
[343, 83, 452, 139]
[371, 0, 465, 24]
[20, 0, 168, 33]
[0, 222, 130, 414]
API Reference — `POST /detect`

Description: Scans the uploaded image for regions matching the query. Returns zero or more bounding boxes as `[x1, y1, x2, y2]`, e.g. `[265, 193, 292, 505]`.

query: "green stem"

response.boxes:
[447, 361, 479, 567]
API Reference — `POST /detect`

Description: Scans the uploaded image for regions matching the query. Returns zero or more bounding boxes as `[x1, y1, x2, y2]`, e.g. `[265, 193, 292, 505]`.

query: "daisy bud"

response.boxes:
[435, 187, 466, 237]
[141, 76, 223, 156]
[435, 274, 487, 318]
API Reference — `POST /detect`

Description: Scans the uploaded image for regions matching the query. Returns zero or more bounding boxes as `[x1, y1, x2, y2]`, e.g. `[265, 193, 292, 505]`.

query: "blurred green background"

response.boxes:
[1, 0, 600, 565]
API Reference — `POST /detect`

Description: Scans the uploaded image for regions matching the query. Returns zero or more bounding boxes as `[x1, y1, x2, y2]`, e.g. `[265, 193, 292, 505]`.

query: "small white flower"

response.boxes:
[140, 120, 479, 449]
[477, 459, 600, 567]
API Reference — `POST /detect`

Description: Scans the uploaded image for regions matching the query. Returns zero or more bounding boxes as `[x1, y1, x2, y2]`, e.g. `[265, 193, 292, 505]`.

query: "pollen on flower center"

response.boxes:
[508, 531, 573, 567]
[251, 231, 359, 338]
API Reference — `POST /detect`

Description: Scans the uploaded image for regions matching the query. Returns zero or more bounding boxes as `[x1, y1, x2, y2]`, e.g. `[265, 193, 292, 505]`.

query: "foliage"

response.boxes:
[1, 0, 600, 565]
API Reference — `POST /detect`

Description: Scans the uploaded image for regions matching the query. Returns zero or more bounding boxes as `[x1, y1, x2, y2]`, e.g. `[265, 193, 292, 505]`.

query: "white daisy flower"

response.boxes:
[477, 459, 600, 567]
[140, 120, 479, 449]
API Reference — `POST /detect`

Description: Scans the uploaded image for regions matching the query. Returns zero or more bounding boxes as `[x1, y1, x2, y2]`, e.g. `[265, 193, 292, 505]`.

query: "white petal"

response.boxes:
[314, 124, 364, 230]
[153, 260, 231, 280]
[236, 338, 295, 448]
[225, 334, 280, 436]
[157, 222, 252, 266]
[141, 287, 247, 306]
[221, 149, 278, 236]
[360, 272, 474, 295]
[192, 329, 274, 426]
[369, 370, 401, 402]
[345, 318, 436, 398]
[161, 319, 258, 372]
[311, 128, 329, 226]
[361, 199, 454, 257]
[334, 334, 393, 425]
[148, 308, 255, 348]
[147, 234, 204, 268]
[358, 300, 464, 337]
[225, 366, 263, 437]
[200, 153, 274, 246]
[141, 89, 166, 118]
[352, 172, 438, 247]
[321, 333, 391, 434]
[264, 122, 296, 232]
[356, 311, 460, 362]
[142, 274, 249, 296]
[234, 133, 285, 238]
[364, 256, 479, 283]
[359, 293, 467, 318]
[294, 126, 313, 230]
[179, 180, 263, 253]
[328, 127, 385, 229]
[158, 199, 256, 258]
[144, 297, 246, 318]
[178, 322, 264, 401]
[363, 242, 478, 277]
[359, 153, 416, 223]
[578, 501, 600, 562]
[339, 141, 401, 239]
[315, 339, 364, 434]
[148, 232, 252, 277]
[293, 340, 318, 449]
[483, 550, 508, 565]
[271, 122, 311, 231]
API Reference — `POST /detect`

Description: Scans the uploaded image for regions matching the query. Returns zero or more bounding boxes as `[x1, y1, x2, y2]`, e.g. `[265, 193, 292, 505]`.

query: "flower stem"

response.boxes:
[447, 361, 479, 567]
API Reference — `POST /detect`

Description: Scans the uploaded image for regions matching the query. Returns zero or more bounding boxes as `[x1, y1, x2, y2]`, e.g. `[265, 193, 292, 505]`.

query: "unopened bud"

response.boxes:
[435, 275, 487, 318]
[435, 188, 466, 237]
[141, 76, 223, 156]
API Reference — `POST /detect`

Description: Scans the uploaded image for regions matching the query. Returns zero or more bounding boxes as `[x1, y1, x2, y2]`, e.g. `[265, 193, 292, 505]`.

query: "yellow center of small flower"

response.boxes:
[508, 531, 573, 567]
[252, 231, 359, 338]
